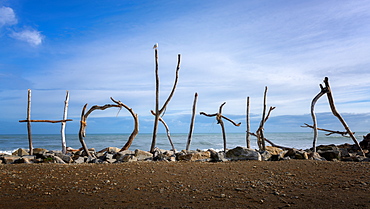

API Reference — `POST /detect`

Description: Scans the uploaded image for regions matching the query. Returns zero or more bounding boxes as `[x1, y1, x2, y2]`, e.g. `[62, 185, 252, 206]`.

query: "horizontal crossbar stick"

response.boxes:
[19, 119, 73, 123]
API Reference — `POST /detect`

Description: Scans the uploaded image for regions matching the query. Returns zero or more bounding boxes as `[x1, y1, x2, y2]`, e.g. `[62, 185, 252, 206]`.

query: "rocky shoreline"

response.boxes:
[1, 142, 369, 164]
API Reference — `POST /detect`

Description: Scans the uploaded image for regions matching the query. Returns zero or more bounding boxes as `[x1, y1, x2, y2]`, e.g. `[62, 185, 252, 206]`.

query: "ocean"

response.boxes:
[0, 132, 367, 155]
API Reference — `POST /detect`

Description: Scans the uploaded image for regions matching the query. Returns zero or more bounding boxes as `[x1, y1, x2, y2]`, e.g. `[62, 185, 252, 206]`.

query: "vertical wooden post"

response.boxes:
[311, 84, 327, 153]
[151, 48, 160, 153]
[186, 92, 198, 151]
[78, 104, 91, 157]
[60, 90, 69, 154]
[246, 96, 251, 148]
[257, 87, 268, 151]
[323, 77, 365, 156]
[27, 89, 33, 155]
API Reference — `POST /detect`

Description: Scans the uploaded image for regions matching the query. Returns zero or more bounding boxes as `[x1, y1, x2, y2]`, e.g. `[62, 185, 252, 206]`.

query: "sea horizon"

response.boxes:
[1, 132, 367, 155]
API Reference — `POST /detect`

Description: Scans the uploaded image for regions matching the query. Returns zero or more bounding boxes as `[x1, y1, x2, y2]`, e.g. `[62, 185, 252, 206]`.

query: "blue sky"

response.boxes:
[1, 0, 370, 134]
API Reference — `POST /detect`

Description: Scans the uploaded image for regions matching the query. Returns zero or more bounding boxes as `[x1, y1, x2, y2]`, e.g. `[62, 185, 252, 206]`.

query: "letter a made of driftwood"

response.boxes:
[200, 102, 241, 152]
[309, 77, 365, 156]
[78, 97, 139, 157]
[151, 46, 181, 153]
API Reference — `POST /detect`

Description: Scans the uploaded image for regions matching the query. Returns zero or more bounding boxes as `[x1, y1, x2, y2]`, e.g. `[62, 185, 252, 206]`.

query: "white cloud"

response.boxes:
[0, 6, 17, 27]
[9, 28, 44, 46]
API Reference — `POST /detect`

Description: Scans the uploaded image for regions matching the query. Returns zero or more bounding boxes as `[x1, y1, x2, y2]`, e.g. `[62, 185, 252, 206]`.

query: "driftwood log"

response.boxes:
[186, 92, 198, 151]
[27, 89, 32, 155]
[150, 110, 176, 151]
[249, 132, 290, 150]
[323, 77, 364, 156]
[256, 87, 275, 151]
[246, 96, 251, 148]
[111, 98, 139, 151]
[61, 91, 69, 154]
[151, 46, 181, 153]
[200, 102, 241, 152]
[78, 97, 139, 157]
[310, 81, 328, 152]
[301, 123, 354, 136]
[309, 77, 364, 156]
[19, 89, 72, 155]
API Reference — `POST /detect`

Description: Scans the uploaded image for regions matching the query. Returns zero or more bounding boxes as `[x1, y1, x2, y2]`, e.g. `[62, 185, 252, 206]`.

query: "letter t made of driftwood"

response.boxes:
[200, 102, 241, 152]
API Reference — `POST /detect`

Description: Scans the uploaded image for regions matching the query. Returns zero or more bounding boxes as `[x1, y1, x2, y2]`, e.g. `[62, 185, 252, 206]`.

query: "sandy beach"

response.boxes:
[0, 160, 369, 208]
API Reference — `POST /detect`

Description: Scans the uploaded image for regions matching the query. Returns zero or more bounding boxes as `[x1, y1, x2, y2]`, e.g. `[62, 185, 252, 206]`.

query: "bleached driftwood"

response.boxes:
[61, 91, 69, 154]
[246, 96, 251, 148]
[256, 87, 275, 151]
[200, 102, 241, 152]
[19, 89, 73, 155]
[310, 82, 328, 152]
[151, 47, 181, 152]
[323, 77, 364, 156]
[186, 92, 198, 151]
[78, 97, 139, 157]
[301, 123, 354, 136]
[150, 110, 175, 152]
[111, 97, 139, 151]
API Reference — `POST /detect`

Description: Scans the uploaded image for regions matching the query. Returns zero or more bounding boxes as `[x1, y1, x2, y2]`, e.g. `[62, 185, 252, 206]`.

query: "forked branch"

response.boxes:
[200, 102, 241, 152]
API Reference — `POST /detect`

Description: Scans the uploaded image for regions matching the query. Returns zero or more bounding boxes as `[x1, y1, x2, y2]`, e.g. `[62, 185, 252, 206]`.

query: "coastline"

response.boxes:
[0, 161, 369, 208]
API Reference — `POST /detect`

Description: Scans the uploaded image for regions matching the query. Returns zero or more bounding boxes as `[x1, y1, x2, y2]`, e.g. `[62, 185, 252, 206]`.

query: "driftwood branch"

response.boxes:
[111, 97, 139, 151]
[151, 48, 181, 152]
[302, 123, 354, 136]
[256, 86, 268, 151]
[249, 132, 291, 150]
[151, 110, 176, 151]
[323, 77, 365, 156]
[19, 119, 73, 123]
[310, 82, 328, 152]
[246, 97, 251, 148]
[200, 102, 241, 152]
[78, 98, 139, 155]
[78, 103, 123, 157]
[61, 90, 69, 154]
[20, 89, 73, 155]
[27, 89, 32, 155]
[78, 104, 91, 157]
[186, 92, 198, 151]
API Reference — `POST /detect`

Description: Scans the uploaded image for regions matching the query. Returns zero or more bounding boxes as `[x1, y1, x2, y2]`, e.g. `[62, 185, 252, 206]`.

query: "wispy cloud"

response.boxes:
[9, 28, 44, 46]
[0, 6, 17, 27]
[0, 6, 43, 46]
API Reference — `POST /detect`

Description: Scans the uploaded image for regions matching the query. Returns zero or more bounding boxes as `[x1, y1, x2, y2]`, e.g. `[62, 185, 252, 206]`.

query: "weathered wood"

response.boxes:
[20, 89, 73, 155]
[246, 97, 251, 148]
[150, 48, 181, 152]
[19, 119, 73, 123]
[249, 132, 291, 150]
[27, 89, 33, 155]
[186, 92, 198, 151]
[323, 77, 365, 156]
[310, 83, 328, 152]
[60, 91, 69, 154]
[302, 123, 353, 136]
[61, 91, 69, 154]
[111, 97, 139, 151]
[152, 47, 160, 153]
[257, 86, 268, 151]
[78, 104, 91, 157]
[200, 102, 241, 152]
[151, 110, 175, 152]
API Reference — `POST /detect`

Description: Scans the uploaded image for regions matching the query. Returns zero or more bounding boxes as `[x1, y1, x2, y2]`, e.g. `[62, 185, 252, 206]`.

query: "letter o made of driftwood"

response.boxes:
[78, 98, 139, 157]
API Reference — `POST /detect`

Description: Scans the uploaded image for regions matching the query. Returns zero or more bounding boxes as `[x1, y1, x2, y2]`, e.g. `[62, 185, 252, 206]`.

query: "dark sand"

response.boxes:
[0, 160, 369, 208]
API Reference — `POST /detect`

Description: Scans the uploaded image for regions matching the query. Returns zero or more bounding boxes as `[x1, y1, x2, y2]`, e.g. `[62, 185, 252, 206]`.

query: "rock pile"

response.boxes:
[1, 143, 369, 164]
